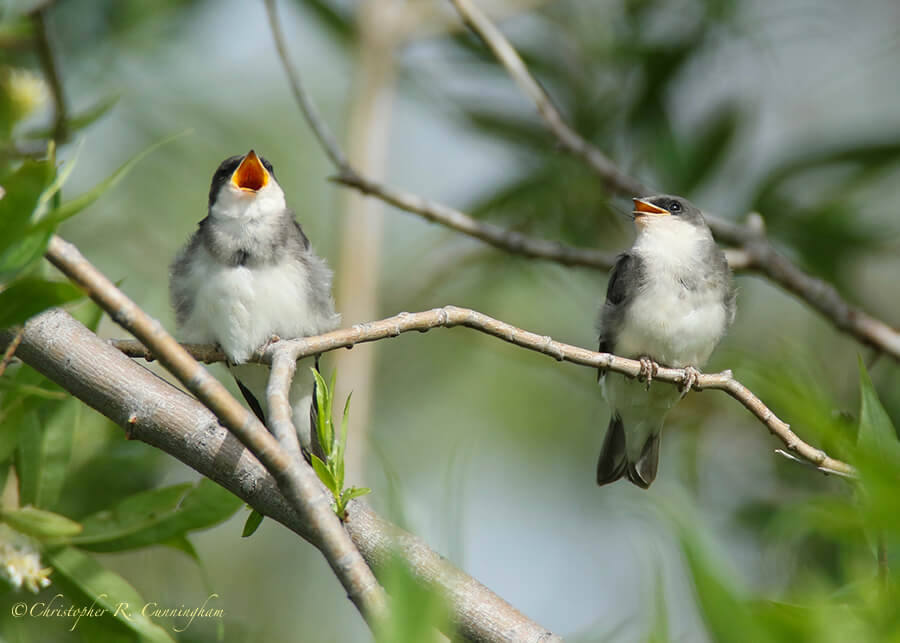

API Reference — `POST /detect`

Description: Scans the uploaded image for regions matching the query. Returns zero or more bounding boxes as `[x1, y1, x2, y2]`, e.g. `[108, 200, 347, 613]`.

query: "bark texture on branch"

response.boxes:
[43, 235, 388, 629]
[5, 309, 562, 643]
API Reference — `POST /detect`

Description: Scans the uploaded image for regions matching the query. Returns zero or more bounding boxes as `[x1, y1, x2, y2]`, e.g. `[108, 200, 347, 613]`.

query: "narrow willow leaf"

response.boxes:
[0, 276, 83, 327]
[343, 487, 372, 502]
[16, 398, 76, 509]
[25, 96, 119, 140]
[856, 357, 900, 460]
[44, 130, 190, 224]
[47, 547, 175, 643]
[0, 159, 52, 256]
[311, 367, 331, 455]
[0, 506, 82, 539]
[311, 454, 337, 494]
[70, 479, 241, 552]
[242, 509, 264, 538]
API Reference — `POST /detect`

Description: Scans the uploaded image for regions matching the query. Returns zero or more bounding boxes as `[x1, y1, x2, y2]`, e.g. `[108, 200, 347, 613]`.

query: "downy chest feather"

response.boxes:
[616, 222, 728, 367]
[179, 247, 318, 363]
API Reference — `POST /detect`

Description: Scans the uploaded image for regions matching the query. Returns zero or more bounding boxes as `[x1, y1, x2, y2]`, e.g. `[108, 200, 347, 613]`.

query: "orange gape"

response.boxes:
[232, 150, 268, 191]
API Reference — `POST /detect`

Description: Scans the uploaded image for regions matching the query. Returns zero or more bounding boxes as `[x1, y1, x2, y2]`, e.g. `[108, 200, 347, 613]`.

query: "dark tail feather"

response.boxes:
[596, 414, 628, 486]
[626, 432, 660, 489]
[235, 377, 266, 425]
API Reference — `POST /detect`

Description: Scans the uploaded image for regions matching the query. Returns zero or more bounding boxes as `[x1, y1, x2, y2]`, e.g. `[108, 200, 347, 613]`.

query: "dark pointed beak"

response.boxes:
[232, 150, 268, 192]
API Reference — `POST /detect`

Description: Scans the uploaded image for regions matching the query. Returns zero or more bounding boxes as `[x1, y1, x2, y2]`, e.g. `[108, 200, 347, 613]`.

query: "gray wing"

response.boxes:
[169, 229, 203, 327]
[598, 252, 644, 356]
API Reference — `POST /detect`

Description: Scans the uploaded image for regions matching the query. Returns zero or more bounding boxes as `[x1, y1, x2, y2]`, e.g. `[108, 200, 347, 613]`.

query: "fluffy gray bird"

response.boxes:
[596, 195, 735, 488]
[170, 150, 340, 450]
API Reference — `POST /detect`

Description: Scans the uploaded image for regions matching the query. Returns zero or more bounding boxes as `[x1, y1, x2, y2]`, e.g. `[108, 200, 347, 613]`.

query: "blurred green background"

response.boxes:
[2, 0, 900, 641]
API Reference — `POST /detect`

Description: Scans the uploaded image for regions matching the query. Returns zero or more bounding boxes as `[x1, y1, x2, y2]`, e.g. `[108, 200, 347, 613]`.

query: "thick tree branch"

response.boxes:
[110, 306, 855, 478]
[447, 0, 900, 361]
[43, 236, 389, 629]
[3, 309, 562, 643]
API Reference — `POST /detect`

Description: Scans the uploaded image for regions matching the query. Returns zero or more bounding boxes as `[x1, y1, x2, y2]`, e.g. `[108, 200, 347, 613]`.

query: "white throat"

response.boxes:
[210, 181, 286, 222]
[633, 217, 711, 267]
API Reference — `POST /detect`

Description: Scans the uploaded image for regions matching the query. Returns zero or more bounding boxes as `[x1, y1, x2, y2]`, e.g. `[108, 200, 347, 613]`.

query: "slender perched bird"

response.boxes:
[170, 150, 340, 451]
[596, 195, 735, 488]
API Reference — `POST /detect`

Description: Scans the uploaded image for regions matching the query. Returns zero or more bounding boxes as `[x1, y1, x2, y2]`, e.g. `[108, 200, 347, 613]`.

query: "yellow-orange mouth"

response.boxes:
[232, 150, 268, 192]
[632, 197, 670, 219]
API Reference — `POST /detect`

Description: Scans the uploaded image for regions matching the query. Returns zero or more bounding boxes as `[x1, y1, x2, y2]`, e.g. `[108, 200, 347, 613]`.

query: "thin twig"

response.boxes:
[447, 0, 900, 361]
[44, 235, 389, 629]
[264, 0, 349, 170]
[448, 0, 644, 197]
[31, 8, 68, 144]
[335, 171, 619, 268]
[267, 348, 307, 459]
[111, 306, 855, 478]
[0, 327, 25, 378]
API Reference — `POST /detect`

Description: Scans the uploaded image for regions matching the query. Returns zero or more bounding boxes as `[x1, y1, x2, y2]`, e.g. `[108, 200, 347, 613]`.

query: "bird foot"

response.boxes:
[258, 335, 282, 355]
[637, 356, 658, 390]
[679, 366, 701, 399]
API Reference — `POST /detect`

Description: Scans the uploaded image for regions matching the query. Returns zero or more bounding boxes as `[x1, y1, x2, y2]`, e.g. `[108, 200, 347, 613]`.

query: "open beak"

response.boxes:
[231, 150, 268, 192]
[632, 197, 670, 221]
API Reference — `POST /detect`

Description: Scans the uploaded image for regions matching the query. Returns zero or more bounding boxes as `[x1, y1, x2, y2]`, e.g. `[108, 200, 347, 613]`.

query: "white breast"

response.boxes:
[178, 246, 325, 363]
[614, 219, 728, 367]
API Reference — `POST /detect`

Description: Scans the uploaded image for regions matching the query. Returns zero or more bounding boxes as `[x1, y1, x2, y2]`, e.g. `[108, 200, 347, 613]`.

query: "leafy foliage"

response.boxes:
[311, 368, 371, 519]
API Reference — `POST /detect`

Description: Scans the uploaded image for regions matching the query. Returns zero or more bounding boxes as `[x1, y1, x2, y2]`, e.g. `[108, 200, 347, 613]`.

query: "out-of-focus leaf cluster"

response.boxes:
[0, 9, 239, 637]
[669, 362, 900, 642]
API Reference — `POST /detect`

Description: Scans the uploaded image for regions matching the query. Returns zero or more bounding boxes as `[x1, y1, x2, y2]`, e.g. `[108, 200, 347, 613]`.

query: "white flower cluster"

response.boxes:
[0, 525, 52, 593]
[4, 68, 48, 122]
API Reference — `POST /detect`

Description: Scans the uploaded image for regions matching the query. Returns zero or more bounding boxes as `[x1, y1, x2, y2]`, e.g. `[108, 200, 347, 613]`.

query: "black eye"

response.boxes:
[669, 201, 682, 214]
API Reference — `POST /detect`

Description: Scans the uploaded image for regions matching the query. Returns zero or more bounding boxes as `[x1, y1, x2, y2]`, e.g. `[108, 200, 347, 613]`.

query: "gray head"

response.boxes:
[207, 150, 286, 221]
[208, 150, 277, 207]
[631, 195, 706, 229]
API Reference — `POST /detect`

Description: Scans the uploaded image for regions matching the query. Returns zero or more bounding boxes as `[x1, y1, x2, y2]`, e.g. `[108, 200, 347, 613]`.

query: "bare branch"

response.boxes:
[31, 8, 68, 144]
[43, 236, 389, 629]
[448, 0, 644, 197]
[335, 171, 619, 268]
[110, 306, 855, 478]
[264, 0, 349, 170]
[0, 327, 24, 378]
[447, 0, 900, 361]
[5, 309, 563, 643]
[267, 348, 306, 460]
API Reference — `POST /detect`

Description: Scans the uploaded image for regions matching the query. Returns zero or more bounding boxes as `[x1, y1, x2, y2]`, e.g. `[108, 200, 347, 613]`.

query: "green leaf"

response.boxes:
[342, 487, 371, 502]
[311, 367, 332, 455]
[47, 547, 175, 643]
[15, 397, 76, 509]
[69, 479, 242, 552]
[0, 222, 54, 279]
[311, 454, 337, 494]
[0, 158, 53, 258]
[0, 276, 83, 327]
[335, 391, 352, 491]
[0, 506, 82, 539]
[242, 509, 264, 538]
[0, 399, 25, 463]
[374, 550, 451, 643]
[44, 130, 190, 225]
[856, 357, 900, 459]
[24, 96, 119, 140]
